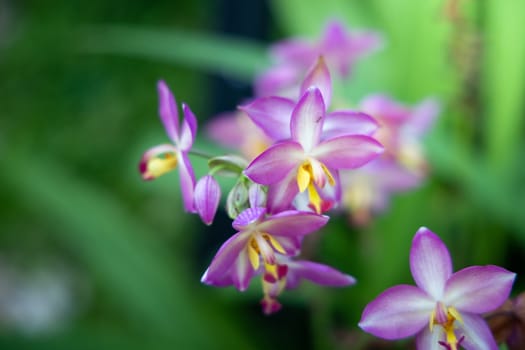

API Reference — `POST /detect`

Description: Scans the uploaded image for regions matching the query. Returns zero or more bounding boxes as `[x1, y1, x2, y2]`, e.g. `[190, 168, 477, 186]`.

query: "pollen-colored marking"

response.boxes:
[320, 163, 335, 186]
[297, 162, 311, 193]
[308, 183, 322, 214]
[248, 240, 260, 270]
[145, 153, 177, 179]
[265, 234, 286, 254]
[430, 304, 463, 350]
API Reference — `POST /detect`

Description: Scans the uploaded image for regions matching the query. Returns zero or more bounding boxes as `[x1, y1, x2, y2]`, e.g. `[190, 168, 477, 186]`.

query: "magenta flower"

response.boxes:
[201, 207, 328, 291]
[260, 254, 356, 315]
[139, 80, 197, 212]
[244, 87, 383, 213]
[255, 19, 383, 97]
[359, 227, 516, 350]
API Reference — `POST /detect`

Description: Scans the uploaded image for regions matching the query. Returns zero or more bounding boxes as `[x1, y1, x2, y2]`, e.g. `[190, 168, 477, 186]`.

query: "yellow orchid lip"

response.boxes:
[141, 152, 178, 180]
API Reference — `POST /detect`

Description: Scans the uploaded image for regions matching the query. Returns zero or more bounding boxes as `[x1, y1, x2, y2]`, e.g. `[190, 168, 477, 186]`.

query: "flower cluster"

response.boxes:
[138, 19, 517, 348]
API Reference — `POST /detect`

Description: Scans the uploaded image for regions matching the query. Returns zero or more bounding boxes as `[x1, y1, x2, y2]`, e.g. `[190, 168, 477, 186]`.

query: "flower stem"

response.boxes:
[189, 148, 215, 160]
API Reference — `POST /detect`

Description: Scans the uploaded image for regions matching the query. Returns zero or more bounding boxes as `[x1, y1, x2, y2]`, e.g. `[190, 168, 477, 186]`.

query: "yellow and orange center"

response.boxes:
[296, 158, 335, 213]
[144, 153, 178, 179]
[247, 232, 286, 281]
[429, 302, 463, 350]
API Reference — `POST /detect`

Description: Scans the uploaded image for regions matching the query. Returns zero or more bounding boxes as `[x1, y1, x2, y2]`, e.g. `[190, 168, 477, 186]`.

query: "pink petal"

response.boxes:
[285, 260, 355, 289]
[231, 248, 256, 291]
[258, 210, 329, 237]
[415, 326, 446, 350]
[239, 96, 295, 141]
[266, 171, 300, 214]
[194, 175, 221, 225]
[244, 141, 303, 185]
[312, 135, 383, 170]
[444, 265, 515, 314]
[178, 152, 196, 213]
[254, 65, 301, 98]
[300, 57, 332, 107]
[157, 80, 180, 143]
[359, 285, 434, 340]
[179, 103, 197, 151]
[324, 110, 379, 137]
[201, 231, 250, 286]
[291, 88, 326, 152]
[273, 236, 302, 256]
[459, 313, 499, 350]
[408, 98, 441, 135]
[360, 94, 411, 125]
[410, 227, 452, 300]
[270, 38, 312, 63]
[232, 207, 266, 231]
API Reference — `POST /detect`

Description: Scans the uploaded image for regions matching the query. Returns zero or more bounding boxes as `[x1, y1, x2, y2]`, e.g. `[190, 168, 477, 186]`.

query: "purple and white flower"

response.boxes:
[359, 227, 516, 350]
[139, 80, 197, 212]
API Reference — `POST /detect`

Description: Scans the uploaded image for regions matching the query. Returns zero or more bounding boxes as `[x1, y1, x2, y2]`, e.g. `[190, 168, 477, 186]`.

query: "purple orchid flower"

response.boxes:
[244, 86, 383, 214]
[340, 159, 423, 226]
[260, 254, 356, 315]
[360, 94, 440, 174]
[242, 57, 379, 144]
[201, 207, 328, 291]
[139, 80, 197, 212]
[359, 227, 516, 350]
[255, 19, 383, 97]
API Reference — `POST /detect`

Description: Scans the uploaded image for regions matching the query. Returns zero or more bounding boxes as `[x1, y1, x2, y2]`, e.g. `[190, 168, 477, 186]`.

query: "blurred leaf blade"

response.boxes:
[0, 153, 253, 350]
[482, 0, 525, 176]
[79, 26, 270, 81]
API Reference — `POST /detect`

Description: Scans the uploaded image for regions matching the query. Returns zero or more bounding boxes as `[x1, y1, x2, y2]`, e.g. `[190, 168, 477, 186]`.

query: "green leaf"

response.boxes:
[79, 26, 270, 81]
[482, 0, 525, 177]
[0, 153, 253, 349]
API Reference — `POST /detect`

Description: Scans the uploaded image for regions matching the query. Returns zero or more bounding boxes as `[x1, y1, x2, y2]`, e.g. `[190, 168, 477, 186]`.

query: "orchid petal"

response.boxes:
[410, 227, 452, 300]
[285, 260, 355, 289]
[157, 80, 180, 143]
[360, 94, 411, 124]
[232, 207, 266, 231]
[201, 232, 250, 287]
[291, 88, 325, 152]
[231, 247, 256, 291]
[239, 96, 295, 141]
[179, 103, 197, 151]
[273, 236, 302, 256]
[194, 175, 221, 225]
[248, 184, 266, 209]
[312, 135, 383, 170]
[359, 285, 434, 340]
[459, 313, 499, 350]
[270, 38, 312, 63]
[244, 141, 303, 185]
[444, 265, 515, 314]
[258, 210, 328, 237]
[300, 57, 332, 107]
[254, 64, 301, 98]
[415, 326, 444, 350]
[408, 98, 440, 136]
[178, 152, 196, 213]
[266, 171, 300, 214]
[324, 110, 379, 137]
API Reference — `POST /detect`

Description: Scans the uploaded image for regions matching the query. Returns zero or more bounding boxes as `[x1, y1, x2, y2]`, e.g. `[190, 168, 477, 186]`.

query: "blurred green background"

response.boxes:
[1, 0, 524, 349]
